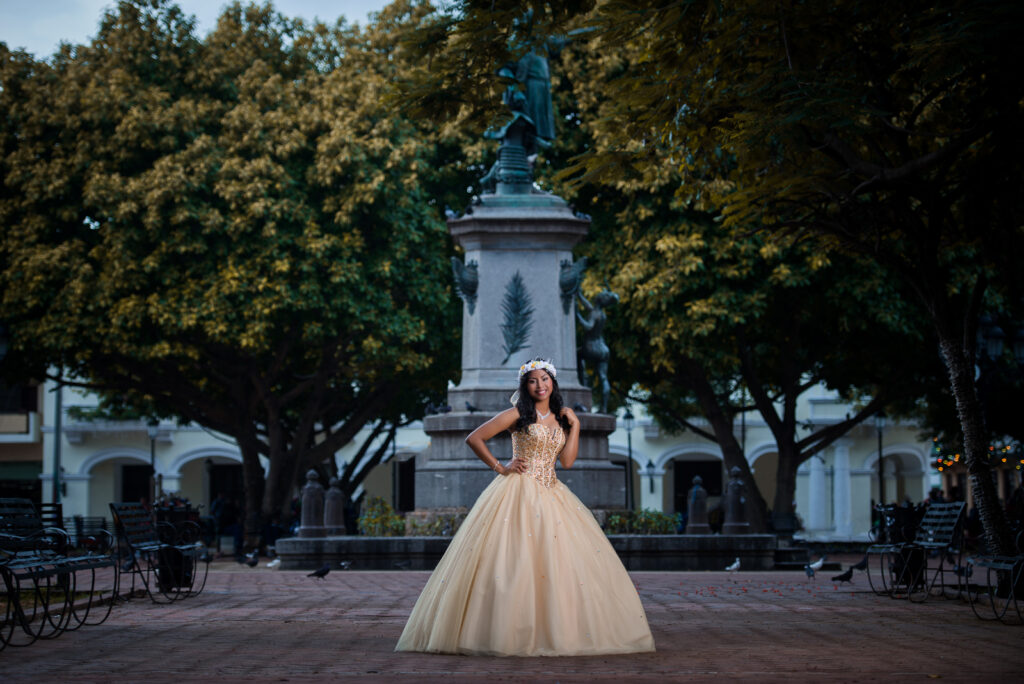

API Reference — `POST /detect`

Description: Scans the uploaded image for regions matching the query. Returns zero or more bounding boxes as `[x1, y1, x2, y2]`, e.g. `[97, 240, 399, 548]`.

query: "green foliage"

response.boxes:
[406, 511, 467, 537]
[604, 509, 678, 535]
[0, 0, 471, 536]
[357, 497, 406, 537]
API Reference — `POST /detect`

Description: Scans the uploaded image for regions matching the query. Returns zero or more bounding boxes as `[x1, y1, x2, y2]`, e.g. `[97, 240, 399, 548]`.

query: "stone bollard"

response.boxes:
[298, 469, 326, 538]
[685, 475, 711, 534]
[722, 466, 750, 535]
[323, 477, 346, 536]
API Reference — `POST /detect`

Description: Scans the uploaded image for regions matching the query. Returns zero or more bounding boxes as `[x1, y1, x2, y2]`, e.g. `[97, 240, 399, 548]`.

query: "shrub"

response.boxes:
[357, 497, 405, 537]
[603, 509, 678, 535]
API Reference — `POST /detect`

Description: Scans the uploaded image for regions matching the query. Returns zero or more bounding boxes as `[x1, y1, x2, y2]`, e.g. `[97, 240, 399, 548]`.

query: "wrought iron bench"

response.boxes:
[109, 502, 209, 603]
[966, 528, 1024, 625]
[0, 498, 117, 650]
[866, 501, 965, 601]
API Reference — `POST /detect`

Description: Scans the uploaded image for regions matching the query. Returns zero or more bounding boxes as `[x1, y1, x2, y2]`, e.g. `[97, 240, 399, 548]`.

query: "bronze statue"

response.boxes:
[577, 288, 619, 413]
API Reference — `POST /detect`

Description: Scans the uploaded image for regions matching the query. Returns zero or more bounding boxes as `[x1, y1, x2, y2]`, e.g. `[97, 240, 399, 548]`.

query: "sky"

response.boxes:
[0, 0, 390, 58]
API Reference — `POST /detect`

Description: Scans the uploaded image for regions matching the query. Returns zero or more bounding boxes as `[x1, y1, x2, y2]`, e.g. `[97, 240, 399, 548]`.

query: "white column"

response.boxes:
[639, 467, 664, 512]
[807, 457, 827, 533]
[832, 441, 853, 539]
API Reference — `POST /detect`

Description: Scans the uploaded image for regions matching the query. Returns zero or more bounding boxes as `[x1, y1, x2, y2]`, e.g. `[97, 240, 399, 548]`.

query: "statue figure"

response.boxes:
[558, 257, 587, 315]
[497, 50, 555, 144]
[577, 288, 619, 413]
[480, 11, 564, 194]
[450, 257, 479, 315]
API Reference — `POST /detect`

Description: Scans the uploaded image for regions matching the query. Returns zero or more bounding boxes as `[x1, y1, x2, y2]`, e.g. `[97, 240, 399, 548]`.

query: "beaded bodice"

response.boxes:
[510, 423, 565, 488]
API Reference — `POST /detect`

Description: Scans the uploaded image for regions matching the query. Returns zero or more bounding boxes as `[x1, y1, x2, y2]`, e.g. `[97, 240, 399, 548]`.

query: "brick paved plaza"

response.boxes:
[4, 560, 1022, 683]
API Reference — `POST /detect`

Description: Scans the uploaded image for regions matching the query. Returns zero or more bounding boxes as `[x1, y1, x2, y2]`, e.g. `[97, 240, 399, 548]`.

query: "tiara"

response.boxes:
[518, 359, 556, 378]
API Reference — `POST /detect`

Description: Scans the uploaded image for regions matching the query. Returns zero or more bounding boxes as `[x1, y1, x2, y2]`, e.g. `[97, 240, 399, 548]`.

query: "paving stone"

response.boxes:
[3, 560, 1021, 682]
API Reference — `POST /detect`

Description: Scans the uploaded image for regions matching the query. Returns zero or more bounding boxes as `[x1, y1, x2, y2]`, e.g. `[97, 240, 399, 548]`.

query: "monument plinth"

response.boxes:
[417, 189, 623, 510]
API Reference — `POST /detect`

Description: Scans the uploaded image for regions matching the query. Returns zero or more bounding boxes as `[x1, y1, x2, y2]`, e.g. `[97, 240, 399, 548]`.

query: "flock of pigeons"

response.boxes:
[725, 553, 870, 583]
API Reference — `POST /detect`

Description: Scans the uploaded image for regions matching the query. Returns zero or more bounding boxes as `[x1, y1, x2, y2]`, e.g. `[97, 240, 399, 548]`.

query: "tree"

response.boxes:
[564, 0, 1024, 553]
[396, 2, 951, 532]
[0, 0, 465, 544]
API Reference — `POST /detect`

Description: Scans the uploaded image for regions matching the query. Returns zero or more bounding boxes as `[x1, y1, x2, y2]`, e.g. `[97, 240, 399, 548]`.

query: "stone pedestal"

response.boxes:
[418, 189, 624, 510]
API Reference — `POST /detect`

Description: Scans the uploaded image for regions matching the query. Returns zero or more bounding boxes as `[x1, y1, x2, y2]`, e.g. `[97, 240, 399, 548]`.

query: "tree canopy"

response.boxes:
[0, 0, 467, 540]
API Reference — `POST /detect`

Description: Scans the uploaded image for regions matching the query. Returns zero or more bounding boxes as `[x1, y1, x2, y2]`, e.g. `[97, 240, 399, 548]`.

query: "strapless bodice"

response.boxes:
[511, 423, 565, 488]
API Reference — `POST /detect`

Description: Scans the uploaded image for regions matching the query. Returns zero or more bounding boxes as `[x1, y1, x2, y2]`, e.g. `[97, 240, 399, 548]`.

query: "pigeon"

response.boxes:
[444, 205, 458, 219]
[808, 555, 826, 571]
[199, 552, 213, 564]
[573, 403, 588, 413]
[831, 567, 854, 584]
[121, 558, 136, 572]
[265, 558, 281, 569]
[438, 405, 453, 414]
[465, 401, 481, 414]
[725, 557, 740, 572]
[244, 552, 258, 568]
[424, 403, 438, 416]
[852, 554, 869, 571]
[804, 564, 816, 580]
[307, 563, 331, 579]
[338, 560, 352, 570]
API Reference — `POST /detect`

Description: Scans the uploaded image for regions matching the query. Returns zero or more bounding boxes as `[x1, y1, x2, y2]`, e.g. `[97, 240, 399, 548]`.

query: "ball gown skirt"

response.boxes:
[395, 423, 656, 656]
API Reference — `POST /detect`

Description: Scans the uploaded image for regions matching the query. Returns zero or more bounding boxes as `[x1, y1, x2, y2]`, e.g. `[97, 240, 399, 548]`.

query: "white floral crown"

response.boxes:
[518, 359, 557, 378]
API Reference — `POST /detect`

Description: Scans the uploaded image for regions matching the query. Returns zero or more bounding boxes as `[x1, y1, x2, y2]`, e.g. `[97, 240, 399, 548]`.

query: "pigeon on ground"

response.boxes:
[308, 563, 331, 579]
[265, 558, 281, 569]
[804, 564, 816, 580]
[339, 560, 352, 570]
[244, 552, 259, 568]
[121, 558, 136, 572]
[808, 555, 827, 571]
[199, 552, 213, 564]
[832, 567, 854, 584]
[465, 401, 480, 414]
[852, 554, 869, 571]
[725, 557, 740, 572]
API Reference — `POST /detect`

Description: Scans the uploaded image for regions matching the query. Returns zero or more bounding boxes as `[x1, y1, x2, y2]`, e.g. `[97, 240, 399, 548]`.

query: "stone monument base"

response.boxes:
[275, 534, 778, 572]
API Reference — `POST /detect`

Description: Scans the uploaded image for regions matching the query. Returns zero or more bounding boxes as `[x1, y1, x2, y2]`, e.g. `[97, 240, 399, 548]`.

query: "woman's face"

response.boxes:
[526, 370, 553, 402]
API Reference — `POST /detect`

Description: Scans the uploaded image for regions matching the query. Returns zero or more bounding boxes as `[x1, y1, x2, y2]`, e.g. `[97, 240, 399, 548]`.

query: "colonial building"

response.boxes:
[19, 377, 997, 544]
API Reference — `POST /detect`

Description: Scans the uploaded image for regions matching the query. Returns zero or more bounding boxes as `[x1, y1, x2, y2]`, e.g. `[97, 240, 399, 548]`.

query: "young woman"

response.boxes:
[396, 358, 655, 656]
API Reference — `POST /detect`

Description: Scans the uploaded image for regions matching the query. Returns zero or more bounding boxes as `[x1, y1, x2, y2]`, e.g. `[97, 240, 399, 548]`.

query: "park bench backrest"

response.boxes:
[0, 497, 45, 538]
[916, 501, 965, 545]
[109, 502, 161, 547]
[0, 497, 59, 553]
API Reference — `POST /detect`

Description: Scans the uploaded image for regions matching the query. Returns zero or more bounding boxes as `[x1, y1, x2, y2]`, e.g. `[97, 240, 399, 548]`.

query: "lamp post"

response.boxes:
[147, 418, 160, 505]
[623, 408, 635, 510]
[646, 459, 656, 494]
[875, 412, 886, 506]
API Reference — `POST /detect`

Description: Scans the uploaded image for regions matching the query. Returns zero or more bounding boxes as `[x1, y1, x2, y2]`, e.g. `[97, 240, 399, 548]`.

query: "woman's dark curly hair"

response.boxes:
[514, 358, 572, 434]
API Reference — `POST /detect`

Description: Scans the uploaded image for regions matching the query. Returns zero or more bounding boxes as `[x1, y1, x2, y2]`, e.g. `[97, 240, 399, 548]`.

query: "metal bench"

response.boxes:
[966, 528, 1024, 625]
[866, 501, 965, 601]
[109, 502, 209, 603]
[0, 498, 117, 650]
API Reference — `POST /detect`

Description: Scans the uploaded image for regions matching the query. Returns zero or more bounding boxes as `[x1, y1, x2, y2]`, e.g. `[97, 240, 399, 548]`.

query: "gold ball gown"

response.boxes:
[396, 422, 656, 656]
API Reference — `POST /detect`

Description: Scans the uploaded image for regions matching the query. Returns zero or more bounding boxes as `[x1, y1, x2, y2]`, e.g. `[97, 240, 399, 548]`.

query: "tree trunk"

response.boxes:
[682, 360, 769, 532]
[238, 436, 265, 553]
[773, 446, 800, 534]
[938, 335, 1015, 556]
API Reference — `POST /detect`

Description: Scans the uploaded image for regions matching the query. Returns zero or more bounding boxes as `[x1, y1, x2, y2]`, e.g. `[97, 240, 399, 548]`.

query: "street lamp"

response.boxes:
[623, 408, 635, 510]
[875, 412, 886, 506]
[147, 418, 160, 505]
[646, 459, 657, 494]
